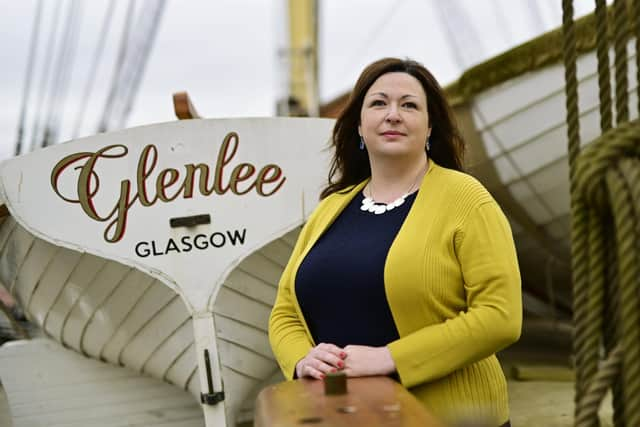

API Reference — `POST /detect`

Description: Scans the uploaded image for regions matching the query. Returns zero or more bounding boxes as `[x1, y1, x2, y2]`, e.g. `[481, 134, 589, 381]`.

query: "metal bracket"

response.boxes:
[200, 391, 225, 405]
[200, 349, 225, 406]
[170, 214, 211, 228]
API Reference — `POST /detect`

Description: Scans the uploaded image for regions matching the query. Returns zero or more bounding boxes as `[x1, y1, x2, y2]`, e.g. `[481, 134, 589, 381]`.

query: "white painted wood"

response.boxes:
[280, 227, 300, 248]
[192, 314, 226, 427]
[224, 270, 278, 305]
[100, 281, 176, 364]
[0, 216, 17, 256]
[236, 369, 285, 424]
[234, 254, 282, 289]
[0, 118, 334, 314]
[472, 41, 639, 237]
[257, 238, 293, 267]
[79, 269, 153, 357]
[43, 254, 107, 341]
[12, 238, 57, 310]
[214, 314, 273, 359]
[27, 248, 82, 326]
[0, 338, 202, 427]
[165, 342, 198, 390]
[0, 118, 334, 427]
[186, 365, 201, 398]
[62, 262, 131, 352]
[219, 367, 259, 423]
[143, 318, 193, 378]
[1, 226, 34, 295]
[213, 287, 271, 332]
[121, 297, 191, 372]
[218, 339, 275, 380]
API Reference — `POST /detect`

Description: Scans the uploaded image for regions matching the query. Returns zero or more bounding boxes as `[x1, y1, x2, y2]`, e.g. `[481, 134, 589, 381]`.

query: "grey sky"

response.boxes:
[1, 0, 598, 162]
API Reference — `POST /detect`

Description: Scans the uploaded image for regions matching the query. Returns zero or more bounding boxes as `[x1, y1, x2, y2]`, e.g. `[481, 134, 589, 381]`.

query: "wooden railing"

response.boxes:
[255, 375, 446, 427]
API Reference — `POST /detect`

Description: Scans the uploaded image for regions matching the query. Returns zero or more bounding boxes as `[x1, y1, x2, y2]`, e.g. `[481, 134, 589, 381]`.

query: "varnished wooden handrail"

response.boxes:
[255, 376, 446, 427]
[173, 91, 201, 120]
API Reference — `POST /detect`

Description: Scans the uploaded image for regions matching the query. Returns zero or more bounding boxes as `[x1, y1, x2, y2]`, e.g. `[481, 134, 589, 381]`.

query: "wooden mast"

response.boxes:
[282, 0, 319, 117]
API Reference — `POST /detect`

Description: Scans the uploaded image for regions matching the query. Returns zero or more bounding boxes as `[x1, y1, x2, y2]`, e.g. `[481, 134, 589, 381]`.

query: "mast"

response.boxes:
[277, 0, 319, 117]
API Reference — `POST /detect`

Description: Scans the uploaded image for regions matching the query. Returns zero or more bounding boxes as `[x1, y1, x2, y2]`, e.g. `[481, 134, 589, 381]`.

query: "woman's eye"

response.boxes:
[403, 102, 417, 109]
[370, 99, 385, 106]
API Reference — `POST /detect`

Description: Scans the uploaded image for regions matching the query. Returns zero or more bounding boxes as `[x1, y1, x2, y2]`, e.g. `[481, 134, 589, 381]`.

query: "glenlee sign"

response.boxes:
[49, 131, 286, 257]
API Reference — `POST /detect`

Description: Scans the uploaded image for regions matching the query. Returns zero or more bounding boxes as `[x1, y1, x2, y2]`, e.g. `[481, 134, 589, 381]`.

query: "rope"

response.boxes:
[576, 345, 623, 424]
[112, 0, 167, 129]
[14, 0, 43, 156]
[603, 222, 625, 427]
[583, 212, 604, 411]
[28, 2, 64, 153]
[606, 162, 640, 426]
[563, 1, 640, 426]
[594, 0, 612, 133]
[561, 2, 590, 423]
[97, 0, 166, 132]
[632, 0, 640, 116]
[98, 0, 136, 133]
[613, 0, 629, 125]
[43, 0, 83, 147]
[41, 0, 81, 147]
[71, 0, 117, 139]
[569, 121, 640, 426]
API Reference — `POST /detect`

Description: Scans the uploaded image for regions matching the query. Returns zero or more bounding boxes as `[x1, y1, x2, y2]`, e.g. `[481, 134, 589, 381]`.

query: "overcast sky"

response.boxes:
[1, 0, 598, 162]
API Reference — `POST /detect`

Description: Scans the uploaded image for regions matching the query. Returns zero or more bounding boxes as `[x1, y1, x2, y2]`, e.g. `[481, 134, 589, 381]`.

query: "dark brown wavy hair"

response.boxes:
[320, 57, 465, 199]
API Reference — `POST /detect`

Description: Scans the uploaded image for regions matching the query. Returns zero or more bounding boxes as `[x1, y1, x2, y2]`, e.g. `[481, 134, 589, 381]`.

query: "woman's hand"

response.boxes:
[342, 345, 396, 377]
[295, 343, 346, 379]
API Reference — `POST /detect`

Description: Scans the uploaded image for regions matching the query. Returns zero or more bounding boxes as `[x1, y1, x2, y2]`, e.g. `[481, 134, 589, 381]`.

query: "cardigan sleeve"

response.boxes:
[268, 220, 315, 380]
[387, 200, 522, 388]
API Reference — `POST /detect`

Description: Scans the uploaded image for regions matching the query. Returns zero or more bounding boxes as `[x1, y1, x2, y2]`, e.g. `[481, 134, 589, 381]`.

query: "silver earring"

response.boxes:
[359, 136, 365, 150]
[426, 137, 431, 152]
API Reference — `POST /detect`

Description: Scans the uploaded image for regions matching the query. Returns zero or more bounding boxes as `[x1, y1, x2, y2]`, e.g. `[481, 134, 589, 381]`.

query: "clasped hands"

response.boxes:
[295, 343, 396, 380]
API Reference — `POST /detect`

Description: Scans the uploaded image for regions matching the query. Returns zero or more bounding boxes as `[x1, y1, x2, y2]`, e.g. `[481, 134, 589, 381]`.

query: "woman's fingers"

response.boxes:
[303, 365, 325, 379]
[313, 351, 344, 369]
[296, 343, 347, 379]
[317, 343, 346, 358]
[313, 343, 346, 368]
[300, 357, 337, 378]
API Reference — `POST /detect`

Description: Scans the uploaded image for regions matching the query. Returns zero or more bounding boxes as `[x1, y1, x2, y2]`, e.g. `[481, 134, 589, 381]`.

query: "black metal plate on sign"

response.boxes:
[169, 214, 211, 228]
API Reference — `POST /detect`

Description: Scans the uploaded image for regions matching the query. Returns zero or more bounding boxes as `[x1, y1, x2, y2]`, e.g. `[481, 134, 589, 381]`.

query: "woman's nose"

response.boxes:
[385, 107, 401, 123]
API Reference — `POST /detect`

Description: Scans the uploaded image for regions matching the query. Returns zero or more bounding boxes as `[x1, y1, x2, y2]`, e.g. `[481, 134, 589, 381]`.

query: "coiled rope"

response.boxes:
[562, 1, 640, 426]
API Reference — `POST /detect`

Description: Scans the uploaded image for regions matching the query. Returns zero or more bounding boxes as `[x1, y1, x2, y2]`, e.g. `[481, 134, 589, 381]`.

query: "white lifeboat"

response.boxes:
[0, 117, 334, 426]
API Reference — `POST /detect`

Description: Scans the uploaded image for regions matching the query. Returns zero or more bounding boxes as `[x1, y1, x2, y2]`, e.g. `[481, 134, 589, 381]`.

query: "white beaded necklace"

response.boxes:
[360, 163, 426, 215]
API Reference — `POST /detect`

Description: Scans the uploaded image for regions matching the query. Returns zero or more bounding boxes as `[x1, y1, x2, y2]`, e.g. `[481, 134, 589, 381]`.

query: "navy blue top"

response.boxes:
[295, 190, 418, 348]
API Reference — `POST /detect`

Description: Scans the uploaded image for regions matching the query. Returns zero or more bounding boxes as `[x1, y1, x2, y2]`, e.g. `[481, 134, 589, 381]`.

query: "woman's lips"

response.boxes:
[381, 131, 405, 137]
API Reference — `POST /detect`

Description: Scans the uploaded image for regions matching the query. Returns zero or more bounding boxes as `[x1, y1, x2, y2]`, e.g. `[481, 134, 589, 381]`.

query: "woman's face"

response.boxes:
[358, 72, 431, 161]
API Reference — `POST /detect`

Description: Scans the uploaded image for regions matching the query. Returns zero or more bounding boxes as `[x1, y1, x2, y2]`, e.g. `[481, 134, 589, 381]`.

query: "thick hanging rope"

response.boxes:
[594, 0, 612, 133]
[607, 162, 640, 426]
[582, 16, 616, 417]
[613, 0, 629, 125]
[563, 1, 640, 426]
[561, 1, 590, 424]
[633, 0, 640, 116]
[571, 120, 640, 426]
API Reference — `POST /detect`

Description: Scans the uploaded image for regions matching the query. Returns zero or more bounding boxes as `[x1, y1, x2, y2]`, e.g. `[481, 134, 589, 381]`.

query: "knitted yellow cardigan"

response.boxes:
[269, 160, 522, 425]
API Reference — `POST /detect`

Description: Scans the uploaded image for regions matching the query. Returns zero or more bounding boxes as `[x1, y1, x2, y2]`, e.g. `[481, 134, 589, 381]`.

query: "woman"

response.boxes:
[269, 57, 521, 426]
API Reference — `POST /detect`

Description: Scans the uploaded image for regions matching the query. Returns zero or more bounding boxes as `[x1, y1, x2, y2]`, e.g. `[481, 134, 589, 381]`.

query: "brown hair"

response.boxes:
[320, 57, 465, 199]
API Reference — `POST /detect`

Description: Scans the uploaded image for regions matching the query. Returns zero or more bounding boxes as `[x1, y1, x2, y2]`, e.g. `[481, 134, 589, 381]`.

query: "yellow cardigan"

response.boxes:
[269, 160, 522, 425]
